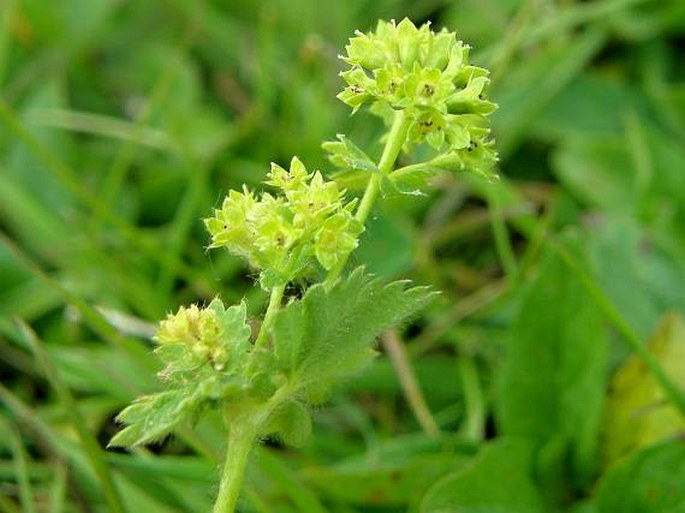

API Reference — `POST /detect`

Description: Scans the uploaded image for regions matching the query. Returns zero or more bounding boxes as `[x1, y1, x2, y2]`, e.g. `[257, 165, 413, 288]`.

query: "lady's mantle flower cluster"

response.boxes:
[338, 18, 497, 171]
[205, 157, 363, 288]
[154, 299, 251, 380]
[156, 303, 228, 372]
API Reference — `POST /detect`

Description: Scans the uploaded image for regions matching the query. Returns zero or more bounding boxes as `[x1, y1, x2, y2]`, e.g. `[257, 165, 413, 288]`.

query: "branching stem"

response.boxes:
[325, 111, 411, 288]
[218, 111, 414, 512]
[254, 283, 285, 350]
[377, 111, 411, 175]
[213, 384, 294, 512]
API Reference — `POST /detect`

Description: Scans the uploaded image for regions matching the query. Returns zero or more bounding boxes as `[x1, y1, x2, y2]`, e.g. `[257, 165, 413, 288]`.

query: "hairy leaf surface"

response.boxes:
[273, 268, 435, 394]
[109, 389, 203, 447]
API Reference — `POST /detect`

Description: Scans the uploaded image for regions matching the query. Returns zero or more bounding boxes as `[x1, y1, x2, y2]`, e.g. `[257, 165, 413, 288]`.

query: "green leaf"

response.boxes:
[583, 215, 685, 341]
[7, 81, 75, 212]
[273, 267, 435, 396]
[596, 440, 685, 513]
[330, 168, 373, 191]
[600, 312, 685, 468]
[262, 400, 312, 447]
[533, 72, 639, 140]
[420, 438, 546, 513]
[322, 134, 379, 174]
[388, 165, 441, 192]
[304, 434, 471, 507]
[324, 135, 380, 191]
[208, 298, 252, 362]
[569, 501, 599, 513]
[109, 389, 203, 447]
[389, 142, 500, 191]
[154, 344, 202, 385]
[496, 237, 608, 487]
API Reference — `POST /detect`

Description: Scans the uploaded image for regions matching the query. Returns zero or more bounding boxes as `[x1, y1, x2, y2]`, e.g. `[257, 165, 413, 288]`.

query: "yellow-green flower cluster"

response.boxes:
[205, 157, 363, 287]
[338, 18, 496, 153]
[156, 304, 228, 371]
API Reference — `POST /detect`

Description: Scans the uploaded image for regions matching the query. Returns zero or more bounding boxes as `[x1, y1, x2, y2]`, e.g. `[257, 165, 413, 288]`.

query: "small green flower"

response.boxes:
[265, 157, 310, 193]
[314, 213, 363, 270]
[204, 188, 258, 264]
[338, 18, 498, 176]
[156, 304, 227, 371]
[205, 157, 363, 287]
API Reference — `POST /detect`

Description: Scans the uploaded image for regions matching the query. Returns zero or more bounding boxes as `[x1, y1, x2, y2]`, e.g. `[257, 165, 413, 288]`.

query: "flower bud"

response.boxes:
[156, 305, 226, 369]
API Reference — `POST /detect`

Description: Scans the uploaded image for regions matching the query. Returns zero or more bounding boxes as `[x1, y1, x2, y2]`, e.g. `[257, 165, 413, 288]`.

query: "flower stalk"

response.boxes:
[254, 284, 285, 350]
[325, 110, 411, 288]
[213, 416, 258, 513]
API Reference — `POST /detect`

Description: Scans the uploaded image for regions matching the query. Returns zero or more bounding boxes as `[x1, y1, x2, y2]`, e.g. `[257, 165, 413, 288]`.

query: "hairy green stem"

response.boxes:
[325, 111, 411, 288]
[213, 384, 294, 512]
[388, 152, 454, 181]
[354, 173, 382, 230]
[254, 284, 285, 350]
[377, 110, 411, 174]
[213, 418, 259, 513]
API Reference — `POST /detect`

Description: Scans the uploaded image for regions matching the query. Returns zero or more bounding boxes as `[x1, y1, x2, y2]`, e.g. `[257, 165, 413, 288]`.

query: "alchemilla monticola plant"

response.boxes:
[111, 18, 497, 513]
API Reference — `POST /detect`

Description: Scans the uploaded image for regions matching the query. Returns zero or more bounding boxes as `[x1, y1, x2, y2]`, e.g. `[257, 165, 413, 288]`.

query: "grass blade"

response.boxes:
[3, 419, 37, 513]
[17, 320, 127, 513]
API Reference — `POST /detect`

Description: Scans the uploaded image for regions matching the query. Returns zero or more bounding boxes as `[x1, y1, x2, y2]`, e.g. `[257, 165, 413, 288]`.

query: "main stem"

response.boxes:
[213, 417, 258, 513]
[325, 111, 411, 288]
[254, 283, 285, 350]
[213, 385, 294, 513]
[213, 111, 412, 512]
[215, 285, 285, 512]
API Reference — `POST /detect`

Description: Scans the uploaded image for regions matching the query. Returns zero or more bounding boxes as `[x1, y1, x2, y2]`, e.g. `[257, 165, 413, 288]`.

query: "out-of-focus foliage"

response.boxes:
[1, 0, 684, 512]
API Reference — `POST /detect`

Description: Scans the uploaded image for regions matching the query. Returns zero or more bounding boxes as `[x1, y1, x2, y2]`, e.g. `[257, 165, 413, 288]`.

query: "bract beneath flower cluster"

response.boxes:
[205, 157, 363, 288]
[338, 18, 497, 163]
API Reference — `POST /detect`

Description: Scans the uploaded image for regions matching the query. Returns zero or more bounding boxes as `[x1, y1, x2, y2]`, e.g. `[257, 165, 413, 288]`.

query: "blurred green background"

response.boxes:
[1, 1, 685, 512]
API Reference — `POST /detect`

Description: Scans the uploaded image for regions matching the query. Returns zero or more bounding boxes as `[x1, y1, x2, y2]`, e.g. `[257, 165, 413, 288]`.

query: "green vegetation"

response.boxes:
[2, 1, 685, 512]
[111, 19, 494, 512]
